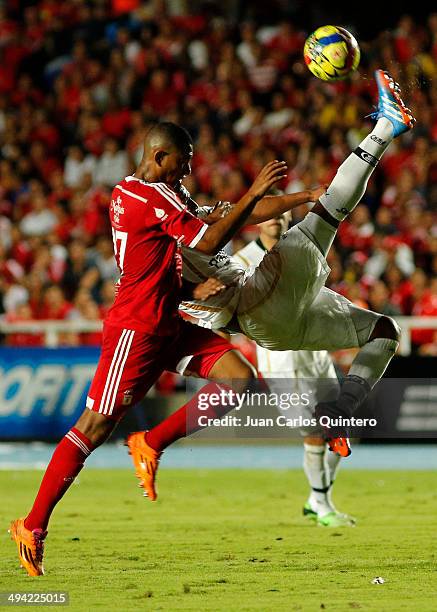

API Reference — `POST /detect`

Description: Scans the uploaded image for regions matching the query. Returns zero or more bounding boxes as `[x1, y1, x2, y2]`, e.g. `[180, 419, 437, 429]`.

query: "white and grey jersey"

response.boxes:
[180, 246, 247, 329]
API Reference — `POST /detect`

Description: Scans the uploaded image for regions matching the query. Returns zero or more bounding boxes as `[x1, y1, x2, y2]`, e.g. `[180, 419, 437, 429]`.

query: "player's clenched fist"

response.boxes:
[247, 161, 287, 200]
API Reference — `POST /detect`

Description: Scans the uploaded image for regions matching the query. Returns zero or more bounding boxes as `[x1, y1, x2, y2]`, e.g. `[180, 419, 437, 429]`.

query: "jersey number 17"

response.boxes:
[112, 229, 128, 273]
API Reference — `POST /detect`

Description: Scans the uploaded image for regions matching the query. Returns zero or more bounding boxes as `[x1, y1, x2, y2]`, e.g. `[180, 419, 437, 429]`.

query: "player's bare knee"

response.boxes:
[75, 409, 116, 448]
[208, 350, 256, 386]
[238, 361, 256, 381]
[229, 361, 256, 394]
[370, 316, 401, 342]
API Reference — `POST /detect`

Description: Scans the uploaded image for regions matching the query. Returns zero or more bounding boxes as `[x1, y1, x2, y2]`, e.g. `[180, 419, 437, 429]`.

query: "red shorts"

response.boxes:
[86, 320, 233, 420]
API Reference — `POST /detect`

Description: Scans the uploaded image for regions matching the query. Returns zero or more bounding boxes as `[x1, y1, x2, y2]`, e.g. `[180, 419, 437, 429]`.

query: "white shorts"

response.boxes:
[237, 224, 380, 351]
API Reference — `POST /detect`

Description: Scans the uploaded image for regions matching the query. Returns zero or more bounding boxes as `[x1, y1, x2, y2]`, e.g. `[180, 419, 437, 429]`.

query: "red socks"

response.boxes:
[24, 428, 94, 532]
[146, 382, 236, 452]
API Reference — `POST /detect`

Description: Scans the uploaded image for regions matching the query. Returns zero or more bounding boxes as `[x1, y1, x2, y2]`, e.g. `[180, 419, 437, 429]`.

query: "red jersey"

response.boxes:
[105, 176, 207, 335]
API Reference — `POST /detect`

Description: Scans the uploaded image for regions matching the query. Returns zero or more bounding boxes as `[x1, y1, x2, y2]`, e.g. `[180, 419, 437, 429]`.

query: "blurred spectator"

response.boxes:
[4, 303, 43, 347]
[247, 43, 279, 95]
[38, 285, 72, 320]
[367, 280, 402, 316]
[411, 277, 437, 345]
[69, 287, 103, 345]
[61, 240, 99, 301]
[92, 236, 119, 282]
[143, 69, 180, 116]
[365, 235, 415, 280]
[93, 138, 129, 187]
[64, 146, 96, 189]
[3, 282, 28, 314]
[99, 279, 116, 318]
[337, 205, 374, 254]
[19, 195, 57, 237]
[79, 300, 103, 346]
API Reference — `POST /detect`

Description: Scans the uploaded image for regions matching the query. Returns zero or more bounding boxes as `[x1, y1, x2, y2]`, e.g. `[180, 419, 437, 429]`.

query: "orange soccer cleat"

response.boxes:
[314, 401, 352, 458]
[125, 432, 162, 501]
[9, 518, 47, 577]
[327, 437, 352, 458]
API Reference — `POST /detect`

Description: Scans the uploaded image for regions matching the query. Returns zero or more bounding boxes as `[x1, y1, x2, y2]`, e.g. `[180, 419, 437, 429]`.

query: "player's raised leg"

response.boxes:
[299, 70, 414, 448]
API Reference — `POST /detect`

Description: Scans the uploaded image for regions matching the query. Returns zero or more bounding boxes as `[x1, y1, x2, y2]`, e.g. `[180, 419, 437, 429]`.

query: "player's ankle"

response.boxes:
[144, 431, 162, 453]
[373, 117, 394, 143]
[308, 494, 333, 516]
[311, 202, 340, 228]
[337, 375, 371, 416]
[24, 517, 44, 532]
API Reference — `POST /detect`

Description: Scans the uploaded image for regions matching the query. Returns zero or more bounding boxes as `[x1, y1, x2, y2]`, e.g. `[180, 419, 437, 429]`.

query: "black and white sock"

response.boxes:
[325, 446, 341, 510]
[318, 118, 393, 222]
[337, 337, 399, 415]
[303, 443, 333, 516]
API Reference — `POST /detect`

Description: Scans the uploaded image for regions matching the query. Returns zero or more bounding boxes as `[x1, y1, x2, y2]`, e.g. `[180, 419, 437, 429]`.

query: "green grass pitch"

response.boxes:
[1, 468, 437, 611]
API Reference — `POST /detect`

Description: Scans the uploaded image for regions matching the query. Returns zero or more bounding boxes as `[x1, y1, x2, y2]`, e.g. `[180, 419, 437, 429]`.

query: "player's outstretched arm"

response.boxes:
[194, 160, 287, 254]
[199, 185, 326, 227]
[246, 185, 326, 224]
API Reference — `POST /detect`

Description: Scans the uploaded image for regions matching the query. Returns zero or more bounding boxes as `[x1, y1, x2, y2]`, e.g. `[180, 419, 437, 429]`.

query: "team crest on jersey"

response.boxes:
[154, 207, 168, 220]
[111, 195, 125, 223]
[209, 250, 230, 269]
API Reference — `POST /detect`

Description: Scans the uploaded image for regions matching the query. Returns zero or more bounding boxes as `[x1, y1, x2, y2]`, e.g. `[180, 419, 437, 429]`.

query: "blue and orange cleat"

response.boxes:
[372, 69, 415, 137]
[9, 518, 46, 577]
[125, 432, 161, 501]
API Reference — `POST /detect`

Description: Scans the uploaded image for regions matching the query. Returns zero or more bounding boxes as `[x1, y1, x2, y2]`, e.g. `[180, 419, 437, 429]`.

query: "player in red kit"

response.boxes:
[10, 122, 287, 576]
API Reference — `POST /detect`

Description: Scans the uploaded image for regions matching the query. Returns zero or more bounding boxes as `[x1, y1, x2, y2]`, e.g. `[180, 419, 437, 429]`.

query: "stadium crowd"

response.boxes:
[0, 1, 436, 354]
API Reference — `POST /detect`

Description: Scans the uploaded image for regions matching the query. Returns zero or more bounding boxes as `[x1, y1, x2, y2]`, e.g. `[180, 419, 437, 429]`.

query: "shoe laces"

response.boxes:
[365, 101, 415, 126]
[365, 108, 380, 121]
[32, 529, 47, 563]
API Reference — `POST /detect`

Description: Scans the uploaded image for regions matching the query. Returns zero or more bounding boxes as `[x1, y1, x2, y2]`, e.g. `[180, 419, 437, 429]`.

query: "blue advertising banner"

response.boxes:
[0, 348, 100, 440]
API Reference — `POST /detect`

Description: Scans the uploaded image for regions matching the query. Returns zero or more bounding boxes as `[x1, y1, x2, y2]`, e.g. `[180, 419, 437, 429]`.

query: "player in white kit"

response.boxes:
[234, 215, 355, 526]
[179, 70, 415, 452]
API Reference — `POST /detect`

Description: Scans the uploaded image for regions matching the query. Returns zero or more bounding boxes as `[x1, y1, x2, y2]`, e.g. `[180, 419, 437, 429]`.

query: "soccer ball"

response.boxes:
[303, 25, 360, 81]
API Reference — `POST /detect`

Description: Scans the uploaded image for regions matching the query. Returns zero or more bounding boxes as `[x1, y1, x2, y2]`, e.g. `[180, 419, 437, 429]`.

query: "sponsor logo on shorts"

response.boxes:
[335, 207, 349, 216]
